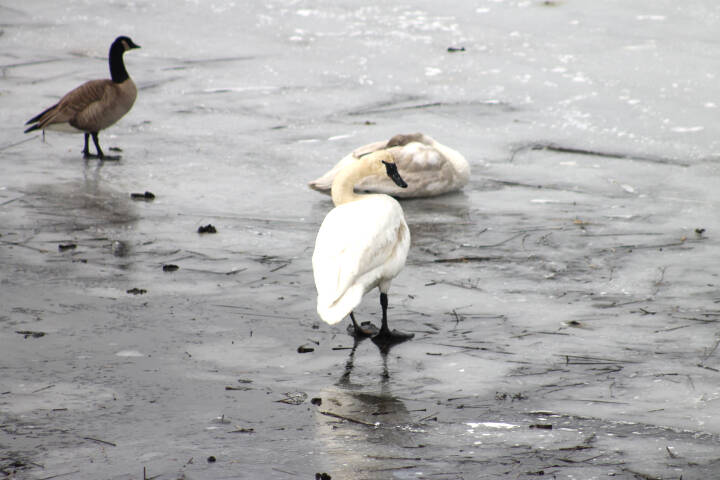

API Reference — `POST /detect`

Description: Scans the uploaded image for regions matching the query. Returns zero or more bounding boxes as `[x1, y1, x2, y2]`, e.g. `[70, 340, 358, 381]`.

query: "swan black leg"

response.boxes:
[372, 292, 414, 350]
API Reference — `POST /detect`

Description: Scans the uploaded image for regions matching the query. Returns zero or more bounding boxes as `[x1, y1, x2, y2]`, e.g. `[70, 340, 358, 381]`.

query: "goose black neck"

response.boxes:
[109, 43, 129, 83]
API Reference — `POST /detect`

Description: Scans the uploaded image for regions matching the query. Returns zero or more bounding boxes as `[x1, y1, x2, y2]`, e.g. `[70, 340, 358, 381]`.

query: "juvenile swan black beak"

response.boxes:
[382, 160, 408, 188]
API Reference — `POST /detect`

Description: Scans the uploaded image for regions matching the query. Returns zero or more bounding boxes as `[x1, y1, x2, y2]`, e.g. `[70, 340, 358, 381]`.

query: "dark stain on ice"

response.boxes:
[197, 224, 217, 234]
[130, 191, 155, 201]
[15, 330, 45, 339]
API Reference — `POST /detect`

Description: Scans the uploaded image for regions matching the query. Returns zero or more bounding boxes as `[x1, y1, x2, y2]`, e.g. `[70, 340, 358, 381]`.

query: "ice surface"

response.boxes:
[1, 0, 720, 479]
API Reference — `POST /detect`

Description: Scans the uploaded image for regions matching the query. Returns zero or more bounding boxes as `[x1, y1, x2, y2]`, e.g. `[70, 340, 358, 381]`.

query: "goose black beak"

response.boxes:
[382, 160, 408, 188]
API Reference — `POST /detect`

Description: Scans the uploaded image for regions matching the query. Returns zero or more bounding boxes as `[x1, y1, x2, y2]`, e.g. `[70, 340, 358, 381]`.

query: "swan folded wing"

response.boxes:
[313, 198, 408, 310]
[352, 140, 387, 158]
[35, 80, 110, 130]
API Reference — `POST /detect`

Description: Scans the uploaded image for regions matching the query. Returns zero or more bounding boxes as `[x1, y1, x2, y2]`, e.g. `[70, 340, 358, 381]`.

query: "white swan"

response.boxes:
[308, 133, 470, 198]
[312, 150, 414, 346]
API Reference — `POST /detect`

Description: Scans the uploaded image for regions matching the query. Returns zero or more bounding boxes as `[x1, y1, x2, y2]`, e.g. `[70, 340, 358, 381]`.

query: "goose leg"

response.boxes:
[91, 132, 121, 160]
[91, 132, 105, 158]
[348, 311, 379, 338]
[372, 293, 414, 348]
[82, 133, 95, 158]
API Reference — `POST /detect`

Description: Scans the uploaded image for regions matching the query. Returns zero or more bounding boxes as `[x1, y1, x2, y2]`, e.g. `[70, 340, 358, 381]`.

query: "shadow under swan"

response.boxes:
[314, 339, 428, 479]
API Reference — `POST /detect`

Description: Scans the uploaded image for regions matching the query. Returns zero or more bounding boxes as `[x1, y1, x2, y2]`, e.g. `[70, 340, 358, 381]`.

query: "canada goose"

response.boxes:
[312, 150, 414, 347]
[24, 36, 140, 159]
[309, 133, 470, 198]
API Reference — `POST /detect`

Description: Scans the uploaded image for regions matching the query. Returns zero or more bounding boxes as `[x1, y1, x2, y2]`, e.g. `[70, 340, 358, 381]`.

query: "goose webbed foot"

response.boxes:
[82, 151, 120, 161]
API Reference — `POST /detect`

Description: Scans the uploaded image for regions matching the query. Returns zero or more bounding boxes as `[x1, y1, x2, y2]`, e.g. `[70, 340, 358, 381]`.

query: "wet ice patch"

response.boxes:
[328, 133, 354, 141]
[2, 382, 117, 414]
[466, 422, 519, 429]
[636, 15, 666, 21]
[115, 350, 144, 357]
[671, 126, 704, 133]
[186, 335, 330, 376]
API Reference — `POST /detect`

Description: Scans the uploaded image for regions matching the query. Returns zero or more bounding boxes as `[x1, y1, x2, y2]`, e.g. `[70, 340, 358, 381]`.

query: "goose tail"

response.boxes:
[24, 123, 42, 134]
[24, 103, 58, 133]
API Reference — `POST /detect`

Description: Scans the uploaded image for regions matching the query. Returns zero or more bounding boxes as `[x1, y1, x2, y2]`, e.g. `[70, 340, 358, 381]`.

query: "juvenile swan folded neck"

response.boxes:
[309, 132, 470, 198]
[331, 151, 407, 206]
[23, 35, 141, 159]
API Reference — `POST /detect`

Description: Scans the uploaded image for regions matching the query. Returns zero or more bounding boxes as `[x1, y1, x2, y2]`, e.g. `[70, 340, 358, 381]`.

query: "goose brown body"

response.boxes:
[26, 78, 137, 134]
[24, 36, 140, 158]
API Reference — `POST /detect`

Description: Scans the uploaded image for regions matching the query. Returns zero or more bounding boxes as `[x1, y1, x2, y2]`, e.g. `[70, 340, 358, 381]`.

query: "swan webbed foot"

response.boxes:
[348, 319, 379, 338]
[371, 327, 414, 351]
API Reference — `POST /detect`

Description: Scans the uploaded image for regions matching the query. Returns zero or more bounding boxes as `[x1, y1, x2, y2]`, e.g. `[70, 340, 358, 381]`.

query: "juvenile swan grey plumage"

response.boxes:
[24, 36, 140, 159]
[309, 133, 470, 198]
[312, 150, 414, 347]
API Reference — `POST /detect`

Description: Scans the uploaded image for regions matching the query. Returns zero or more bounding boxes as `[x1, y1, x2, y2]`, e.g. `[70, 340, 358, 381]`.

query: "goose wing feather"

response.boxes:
[29, 79, 111, 130]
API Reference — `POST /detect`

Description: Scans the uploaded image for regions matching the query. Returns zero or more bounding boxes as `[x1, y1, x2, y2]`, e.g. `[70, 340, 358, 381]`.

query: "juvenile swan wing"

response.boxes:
[355, 142, 468, 197]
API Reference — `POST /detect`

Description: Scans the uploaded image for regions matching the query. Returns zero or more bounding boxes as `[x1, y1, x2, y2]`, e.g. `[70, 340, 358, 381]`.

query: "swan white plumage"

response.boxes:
[312, 150, 414, 345]
[308, 133, 470, 198]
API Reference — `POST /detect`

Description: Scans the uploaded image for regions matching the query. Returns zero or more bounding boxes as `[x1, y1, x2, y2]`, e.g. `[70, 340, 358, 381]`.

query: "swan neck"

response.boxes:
[331, 163, 367, 206]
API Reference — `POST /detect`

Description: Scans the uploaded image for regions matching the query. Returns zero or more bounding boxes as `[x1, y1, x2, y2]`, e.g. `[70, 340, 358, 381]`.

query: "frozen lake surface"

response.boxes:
[2, 0, 720, 478]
